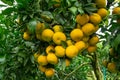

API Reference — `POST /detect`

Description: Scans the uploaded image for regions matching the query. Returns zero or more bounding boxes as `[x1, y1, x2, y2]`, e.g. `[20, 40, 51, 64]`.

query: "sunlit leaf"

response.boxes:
[68, 6, 77, 15]
[40, 11, 53, 22]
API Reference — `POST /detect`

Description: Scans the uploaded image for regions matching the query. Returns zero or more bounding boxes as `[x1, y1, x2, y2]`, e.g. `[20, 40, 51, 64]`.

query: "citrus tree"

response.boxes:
[0, 0, 120, 80]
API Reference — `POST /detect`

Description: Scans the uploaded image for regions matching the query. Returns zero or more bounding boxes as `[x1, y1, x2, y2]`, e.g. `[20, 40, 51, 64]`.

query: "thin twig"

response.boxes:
[64, 62, 90, 80]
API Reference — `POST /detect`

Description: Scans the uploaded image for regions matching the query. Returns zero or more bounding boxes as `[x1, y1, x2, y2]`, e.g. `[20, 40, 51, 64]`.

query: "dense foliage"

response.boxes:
[0, 0, 120, 80]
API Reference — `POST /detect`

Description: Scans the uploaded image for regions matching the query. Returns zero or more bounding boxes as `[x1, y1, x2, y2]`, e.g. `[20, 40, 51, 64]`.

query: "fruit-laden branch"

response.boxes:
[91, 52, 104, 80]
[64, 62, 90, 80]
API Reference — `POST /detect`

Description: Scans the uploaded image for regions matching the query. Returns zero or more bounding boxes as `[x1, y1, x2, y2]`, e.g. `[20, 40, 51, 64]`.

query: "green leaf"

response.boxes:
[68, 6, 77, 15]
[1, 0, 14, 6]
[24, 58, 29, 66]
[30, 55, 34, 64]
[40, 11, 53, 22]
[25, 42, 34, 47]
[11, 47, 20, 53]
[84, 7, 97, 14]
[113, 34, 120, 50]
[78, 7, 84, 14]
[2, 7, 16, 15]
[0, 54, 6, 63]
[66, 0, 71, 7]
[55, 14, 65, 25]
[61, 41, 67, 48]
[27, 19, 37, 34]
[18, 52, 26, 58]
[0, 71, 3, 79]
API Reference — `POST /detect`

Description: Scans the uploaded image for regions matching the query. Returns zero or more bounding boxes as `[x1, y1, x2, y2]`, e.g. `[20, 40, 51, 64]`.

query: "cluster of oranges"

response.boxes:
[22, 0, 108, 77]
[102, 48, 118, 73]
[75, 0, 108, 54]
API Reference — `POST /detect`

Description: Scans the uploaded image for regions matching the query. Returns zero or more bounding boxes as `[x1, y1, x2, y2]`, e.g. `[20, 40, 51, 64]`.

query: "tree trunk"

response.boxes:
[91, 52, 104, 80]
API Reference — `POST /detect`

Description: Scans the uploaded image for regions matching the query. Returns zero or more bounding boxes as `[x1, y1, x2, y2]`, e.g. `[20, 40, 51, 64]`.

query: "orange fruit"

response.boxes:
[36, 22, 45, 34]
[53, 25, 63, 32]
[76, 14, 89, 25]
[41, 29, 54, 42]
[82, 23, 95, 36]
[23, 32, 30, 40]
[66, 40, 73, 46]
[107, 62, 117, 73]
[47, 53, 58, 64]
[102, 60, 108, 67]
[97, 8, 108, 18]
[37, 55, 48, 66]
[95, 0, 107, 8]
[70, 29, 84, 42]
[45, 68, 55, 77]
[87, 45, 97, 53]
[66, 45, 78, 58]
[46, 45, 55, 54]
[109, 48, 115, 56]
[34, 52, 40, 60]
[89, 35, 99, 45]
[55, 46, 65, 57]
[90, 13, 102, 25]
[75, 41, 86, 52]
[52, 32, 66, 45]
[38, 65, 46, 72]
[65, 59, 70, 67]
[112, 7, 120, 15]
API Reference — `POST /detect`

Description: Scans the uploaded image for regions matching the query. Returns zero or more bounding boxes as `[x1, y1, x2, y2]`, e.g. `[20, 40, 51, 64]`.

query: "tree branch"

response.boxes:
[64, 62, 90, 80]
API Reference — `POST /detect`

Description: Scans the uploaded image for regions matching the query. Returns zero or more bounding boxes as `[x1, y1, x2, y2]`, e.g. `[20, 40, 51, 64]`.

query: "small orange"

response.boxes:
[87, 45, 97, 53]
[107, 62, 117, 73]
[82, 23, 95, 36]
[65, 59, 71, 67]
[55, 46, 65, 57]
[23, 32, 30, 40]
[47, 53, 58, 65]
[46, 45, 55, 54]
[75, 41, 86, 52]
[45, 68, 55, 77]
[112, 7, 120, 15]
[70, 29, 84, 42]
[66, 45, 78, 58]
[76, 14, 89, 25]
[89, 35, 99, 45]
[37, 55, 48, 66]
[38, 65, 46, 72]
[97, 8, 108, 18]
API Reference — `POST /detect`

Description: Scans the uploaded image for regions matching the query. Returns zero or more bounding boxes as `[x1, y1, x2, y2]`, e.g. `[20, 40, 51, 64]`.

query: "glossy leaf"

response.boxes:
[68, 6, 77, 15]
[27, 19, 37, 34]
